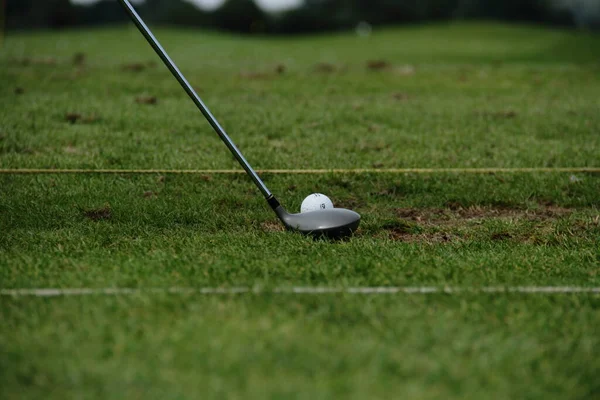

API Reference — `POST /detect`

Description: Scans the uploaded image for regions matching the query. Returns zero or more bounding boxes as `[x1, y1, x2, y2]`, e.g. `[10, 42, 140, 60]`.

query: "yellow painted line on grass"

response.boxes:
[1, 167, 599, 175]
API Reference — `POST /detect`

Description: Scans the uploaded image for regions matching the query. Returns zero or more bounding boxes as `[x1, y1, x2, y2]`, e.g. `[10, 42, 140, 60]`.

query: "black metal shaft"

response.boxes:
[117, 0, 272, 199]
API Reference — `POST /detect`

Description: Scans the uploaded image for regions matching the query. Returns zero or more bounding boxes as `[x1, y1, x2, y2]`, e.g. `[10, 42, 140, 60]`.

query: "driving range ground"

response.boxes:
[1, 22, 600, 399]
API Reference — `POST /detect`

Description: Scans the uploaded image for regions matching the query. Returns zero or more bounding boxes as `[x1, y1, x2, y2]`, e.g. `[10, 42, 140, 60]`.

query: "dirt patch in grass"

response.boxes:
[121, 62, 149, 72]
[261, 221, 285, 233]
[392, 92, 411, 101]
[65, 113, 82, 123]
[366, 60, 391, 71]
[135, 96, 158, 105]
[474, 110, 518, 119]
[64, 113, 101, 124]
[239, 71, 271, 80]
[378, 220, 456, 243]
[389, 231, 455, 243]
[12, 57, 57, 66]
[73, 52, 86, 66]
[335, 196, 366, 210]
[395, 205, 573, 225]
[312, 63, 337, 74]
[380, 205, 596, 244]
[82, 205, 112, 222]
[274, 64, 286, 74]
[490, 232, 513, 241]
[238, 65, 285, 79]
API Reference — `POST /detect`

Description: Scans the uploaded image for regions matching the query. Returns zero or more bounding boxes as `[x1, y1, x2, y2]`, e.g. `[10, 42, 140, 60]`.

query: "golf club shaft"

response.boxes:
[117, 0, 272, 199]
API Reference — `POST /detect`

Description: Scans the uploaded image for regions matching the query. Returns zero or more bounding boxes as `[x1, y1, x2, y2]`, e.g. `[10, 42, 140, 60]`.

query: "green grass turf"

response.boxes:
[1, 22, 600, 399]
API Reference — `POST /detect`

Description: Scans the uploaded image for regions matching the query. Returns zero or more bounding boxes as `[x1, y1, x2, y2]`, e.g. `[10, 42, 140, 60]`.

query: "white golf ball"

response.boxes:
[300, 193, 334, 213]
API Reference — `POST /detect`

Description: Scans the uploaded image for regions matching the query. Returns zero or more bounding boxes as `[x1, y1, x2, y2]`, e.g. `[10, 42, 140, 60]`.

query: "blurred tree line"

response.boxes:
[5, 0, 598, 33]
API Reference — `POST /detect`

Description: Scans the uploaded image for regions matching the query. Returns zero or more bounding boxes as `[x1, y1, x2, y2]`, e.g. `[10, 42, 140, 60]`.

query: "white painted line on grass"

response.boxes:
[1, 286, 599, 298]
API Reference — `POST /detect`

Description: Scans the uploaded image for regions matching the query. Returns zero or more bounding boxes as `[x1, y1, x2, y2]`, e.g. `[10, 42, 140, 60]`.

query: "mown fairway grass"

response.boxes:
[1, 23, 599, 399]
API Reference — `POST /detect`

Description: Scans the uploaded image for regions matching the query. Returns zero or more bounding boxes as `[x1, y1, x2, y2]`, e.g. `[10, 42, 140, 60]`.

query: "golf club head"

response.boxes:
[273, 205, 361, 239]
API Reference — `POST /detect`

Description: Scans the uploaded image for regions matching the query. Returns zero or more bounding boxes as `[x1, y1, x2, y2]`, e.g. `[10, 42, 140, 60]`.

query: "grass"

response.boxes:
[1, 22, 600, 399]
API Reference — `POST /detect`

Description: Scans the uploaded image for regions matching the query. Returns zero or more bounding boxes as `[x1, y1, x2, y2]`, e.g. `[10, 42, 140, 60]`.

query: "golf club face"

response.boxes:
[273, 206, 361, 239]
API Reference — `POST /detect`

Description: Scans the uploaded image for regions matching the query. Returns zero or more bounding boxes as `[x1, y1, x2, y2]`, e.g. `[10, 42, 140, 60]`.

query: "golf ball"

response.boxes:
[301, 193, 334, 213]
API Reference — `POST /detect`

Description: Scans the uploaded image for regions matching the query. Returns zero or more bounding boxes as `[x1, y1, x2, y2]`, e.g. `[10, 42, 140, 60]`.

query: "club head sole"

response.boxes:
[274, 207, 361, 239]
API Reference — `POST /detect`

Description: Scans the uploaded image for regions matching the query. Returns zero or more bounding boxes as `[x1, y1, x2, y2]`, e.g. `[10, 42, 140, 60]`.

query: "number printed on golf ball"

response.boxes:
[300, 193, 334, 213]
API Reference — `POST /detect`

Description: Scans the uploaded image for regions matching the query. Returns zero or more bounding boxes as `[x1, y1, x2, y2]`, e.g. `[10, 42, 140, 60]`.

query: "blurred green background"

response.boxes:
[4, 0, 600, 34]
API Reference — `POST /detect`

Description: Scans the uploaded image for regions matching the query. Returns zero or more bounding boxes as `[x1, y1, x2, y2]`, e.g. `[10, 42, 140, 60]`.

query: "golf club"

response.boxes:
[117, 0, 360, 238]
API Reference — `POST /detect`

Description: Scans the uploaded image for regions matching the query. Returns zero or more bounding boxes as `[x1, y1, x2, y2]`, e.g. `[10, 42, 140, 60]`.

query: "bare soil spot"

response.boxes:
[335, 196, 365, 210]
[384, 227, 454, 244]
[65, 113, 82, 124]
[491, 232, 513, 241]
[359, 141, 388, 152]
[380, 205, 589, 244]
[395, 205, 573, 225]
[13, 57, 57, 66]
[312, 63, 337, 74]
[474, 110, 518, 119]
[64, 113, 100, 124]
[378, 219, 422, 240]
[73, 52, 86, 66]
[122, 63, 147, 72]
[367, 60, 391, 71]
[135, 96, 158, 105]
[36, 57, 57, 66]
[82, 114, 101, 123]
[261, 221, 285, 233]
[392, 92, 411, 101]
[82, 205, 112, 222]
[386, 229, 411, 241]
[11, 57, 31, 66]
[275, 64, 286, 74]
[239, 71, 270, 80]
